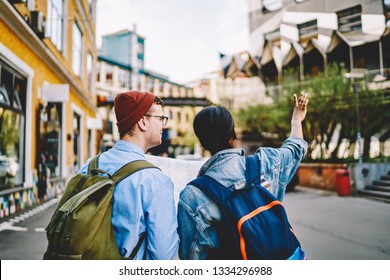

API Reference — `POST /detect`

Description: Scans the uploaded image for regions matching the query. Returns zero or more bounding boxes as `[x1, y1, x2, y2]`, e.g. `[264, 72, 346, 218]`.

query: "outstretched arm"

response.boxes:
[290, 92, 309, 139]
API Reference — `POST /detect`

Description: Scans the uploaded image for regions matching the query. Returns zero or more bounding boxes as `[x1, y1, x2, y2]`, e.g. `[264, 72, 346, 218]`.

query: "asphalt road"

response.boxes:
[0, 186, 389, 260]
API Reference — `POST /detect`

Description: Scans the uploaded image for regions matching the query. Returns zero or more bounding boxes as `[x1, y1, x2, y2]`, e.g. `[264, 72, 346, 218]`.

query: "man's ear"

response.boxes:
[137, 116, 148, 131]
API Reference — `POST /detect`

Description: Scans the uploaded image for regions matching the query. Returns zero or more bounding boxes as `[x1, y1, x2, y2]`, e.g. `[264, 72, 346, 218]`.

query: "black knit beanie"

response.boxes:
[193, 106, 235, 155]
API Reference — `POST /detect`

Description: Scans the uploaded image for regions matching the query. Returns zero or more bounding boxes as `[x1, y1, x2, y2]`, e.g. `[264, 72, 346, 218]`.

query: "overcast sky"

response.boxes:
[96, 0, 249, 84]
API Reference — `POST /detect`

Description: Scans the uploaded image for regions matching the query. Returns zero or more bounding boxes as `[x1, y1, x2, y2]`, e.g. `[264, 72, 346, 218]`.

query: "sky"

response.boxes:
[96, 0, 249, 84]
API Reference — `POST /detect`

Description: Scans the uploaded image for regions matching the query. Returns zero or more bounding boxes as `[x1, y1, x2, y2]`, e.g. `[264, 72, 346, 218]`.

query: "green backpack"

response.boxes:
[43, 155, 157, 260]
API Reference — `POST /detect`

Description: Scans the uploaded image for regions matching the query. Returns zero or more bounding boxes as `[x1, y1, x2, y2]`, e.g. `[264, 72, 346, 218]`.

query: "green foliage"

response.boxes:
[235, 63, 390, 162]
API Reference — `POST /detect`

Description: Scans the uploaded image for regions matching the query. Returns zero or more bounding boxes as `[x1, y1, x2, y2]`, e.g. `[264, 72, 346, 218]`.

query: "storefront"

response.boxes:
[0, 59, 26, 191]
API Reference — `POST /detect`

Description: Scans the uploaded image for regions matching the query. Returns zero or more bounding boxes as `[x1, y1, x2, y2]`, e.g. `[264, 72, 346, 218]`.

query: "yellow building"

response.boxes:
[0, 0, 100, 218]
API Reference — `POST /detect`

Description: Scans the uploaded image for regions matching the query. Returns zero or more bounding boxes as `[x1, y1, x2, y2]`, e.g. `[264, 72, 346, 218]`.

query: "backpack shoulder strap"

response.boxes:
[245, 154, 261, 185]
[190, 175, 231, 205]
[111, 160, 159, 184]
[87, 154, 100, 174]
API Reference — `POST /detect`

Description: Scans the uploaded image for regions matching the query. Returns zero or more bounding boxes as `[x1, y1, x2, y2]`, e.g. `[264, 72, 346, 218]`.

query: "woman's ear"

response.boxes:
[228, 127, 238, 147]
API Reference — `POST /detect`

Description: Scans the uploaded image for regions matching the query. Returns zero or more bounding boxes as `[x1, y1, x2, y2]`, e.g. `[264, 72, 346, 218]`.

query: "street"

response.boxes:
[0, 186, 389, 260]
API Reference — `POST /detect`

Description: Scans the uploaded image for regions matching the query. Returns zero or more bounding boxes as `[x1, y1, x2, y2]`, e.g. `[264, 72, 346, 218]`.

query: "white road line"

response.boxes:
[0, 222, 28, 232]
[0, 198, 59, 232]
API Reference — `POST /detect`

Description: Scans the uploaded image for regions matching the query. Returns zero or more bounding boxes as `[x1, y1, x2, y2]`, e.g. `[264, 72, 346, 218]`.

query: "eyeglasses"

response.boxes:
[144, 114, 169, 126]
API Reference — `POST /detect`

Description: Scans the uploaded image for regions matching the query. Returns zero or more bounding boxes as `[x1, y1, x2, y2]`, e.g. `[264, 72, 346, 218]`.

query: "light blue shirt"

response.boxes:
[178, 137, 308, 260]
[78, 140, 179, 259]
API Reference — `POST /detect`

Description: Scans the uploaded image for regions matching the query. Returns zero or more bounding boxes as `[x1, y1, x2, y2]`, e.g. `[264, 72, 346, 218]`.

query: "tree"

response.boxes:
[235, 64, 390, 162]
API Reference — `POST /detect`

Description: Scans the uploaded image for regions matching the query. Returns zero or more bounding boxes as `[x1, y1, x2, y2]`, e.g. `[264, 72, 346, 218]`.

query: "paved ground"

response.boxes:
[283, 186, 390, 260]
[0, 186, 389, 260]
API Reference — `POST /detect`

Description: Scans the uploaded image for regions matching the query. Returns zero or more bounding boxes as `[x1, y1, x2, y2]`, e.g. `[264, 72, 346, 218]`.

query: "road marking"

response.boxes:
[0, 222, 28, 232]
[0, 198, 59, 232]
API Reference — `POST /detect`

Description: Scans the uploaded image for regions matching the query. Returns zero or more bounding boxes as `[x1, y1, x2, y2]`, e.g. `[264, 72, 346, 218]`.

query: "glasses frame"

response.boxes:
[144, 114, 169, 126]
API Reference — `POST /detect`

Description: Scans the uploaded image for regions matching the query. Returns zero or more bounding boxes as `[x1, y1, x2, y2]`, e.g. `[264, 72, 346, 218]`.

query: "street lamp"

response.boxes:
[344, 69, 365, 164]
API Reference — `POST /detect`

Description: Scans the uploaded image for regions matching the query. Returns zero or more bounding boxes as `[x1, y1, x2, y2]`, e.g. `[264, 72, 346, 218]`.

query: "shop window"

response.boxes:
[0, 60, 26, 190]
[73, 113, 81, 171]
[38, 103, 62, 179]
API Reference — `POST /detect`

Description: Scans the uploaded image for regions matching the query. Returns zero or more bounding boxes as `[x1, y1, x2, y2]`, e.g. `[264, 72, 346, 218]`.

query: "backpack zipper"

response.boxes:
[55, 211, 70, 233]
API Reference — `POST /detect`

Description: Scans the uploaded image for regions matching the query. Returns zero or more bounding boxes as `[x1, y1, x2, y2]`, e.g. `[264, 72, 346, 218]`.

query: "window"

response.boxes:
[118, 68, 129, 88]
[336, 5, 362, 33]
[384, 0, 390, 22]
[0, 60, 26, 189]
[47, 0, 65, 52]
[298, 19, 317, 39]
[105, 64, 113, 84]
[96, 61, 101, 82]
[87, 52, 93, 93]
[88, 0, 94, 20]
[138, 58, 144, 69]
[73, 113, 81, 171]
[38, 103, 62, 178]
[72, 22, 83, 77]
[147, 78, 154, 92]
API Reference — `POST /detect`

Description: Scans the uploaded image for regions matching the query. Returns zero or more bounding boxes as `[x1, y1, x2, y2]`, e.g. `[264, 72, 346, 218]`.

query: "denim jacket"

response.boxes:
[177, 137, 308, 260]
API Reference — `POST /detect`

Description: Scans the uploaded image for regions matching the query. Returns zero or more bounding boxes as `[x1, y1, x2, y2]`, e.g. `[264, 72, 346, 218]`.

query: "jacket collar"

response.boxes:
[198, 148, 245, 176]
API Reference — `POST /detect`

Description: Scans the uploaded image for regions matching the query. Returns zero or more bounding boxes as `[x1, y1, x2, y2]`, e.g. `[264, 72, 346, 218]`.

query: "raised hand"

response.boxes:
[292, 92, 309, 122]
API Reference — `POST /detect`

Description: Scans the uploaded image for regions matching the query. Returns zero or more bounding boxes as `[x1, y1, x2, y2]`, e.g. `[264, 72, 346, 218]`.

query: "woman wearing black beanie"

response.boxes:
[193, 106, 236, 155]
[178, 92, 309, 260]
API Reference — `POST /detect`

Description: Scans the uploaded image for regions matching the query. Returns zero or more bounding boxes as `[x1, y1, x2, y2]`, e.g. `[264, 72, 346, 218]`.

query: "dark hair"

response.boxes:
[193, 106, 235, 155]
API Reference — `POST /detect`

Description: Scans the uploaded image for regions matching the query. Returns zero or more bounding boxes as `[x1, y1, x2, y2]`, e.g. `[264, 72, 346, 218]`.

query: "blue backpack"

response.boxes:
[189, 155, 304, 260]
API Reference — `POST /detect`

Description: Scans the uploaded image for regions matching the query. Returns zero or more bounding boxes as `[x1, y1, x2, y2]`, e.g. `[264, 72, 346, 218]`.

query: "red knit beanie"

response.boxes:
[114, 90, 155, 133]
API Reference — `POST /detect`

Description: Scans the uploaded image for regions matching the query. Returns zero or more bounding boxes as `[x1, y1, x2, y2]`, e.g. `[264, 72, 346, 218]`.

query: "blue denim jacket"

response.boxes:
[177, 137, 308, 260]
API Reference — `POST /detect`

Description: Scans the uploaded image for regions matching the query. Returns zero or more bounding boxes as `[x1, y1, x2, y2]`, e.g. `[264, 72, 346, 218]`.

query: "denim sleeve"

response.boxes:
[257, 137, 308, 201]
[178, 186, 220, 260]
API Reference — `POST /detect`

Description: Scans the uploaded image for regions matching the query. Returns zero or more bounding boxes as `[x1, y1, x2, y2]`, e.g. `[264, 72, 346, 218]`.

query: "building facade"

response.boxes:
[246, 0, 389, 90]
[0, 0, 100, 218]
[96, 29, 209, 157]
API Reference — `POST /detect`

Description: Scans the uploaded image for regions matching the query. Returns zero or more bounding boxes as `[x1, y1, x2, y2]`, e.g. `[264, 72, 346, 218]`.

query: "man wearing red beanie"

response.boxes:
[78, 90, 178, 259]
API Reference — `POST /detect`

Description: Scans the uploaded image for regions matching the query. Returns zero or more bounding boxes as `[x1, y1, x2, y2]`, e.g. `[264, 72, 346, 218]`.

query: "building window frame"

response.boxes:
[72, 21, 83, 77]
[47, 0, 65, 52]
[87, 52, 94, 94]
